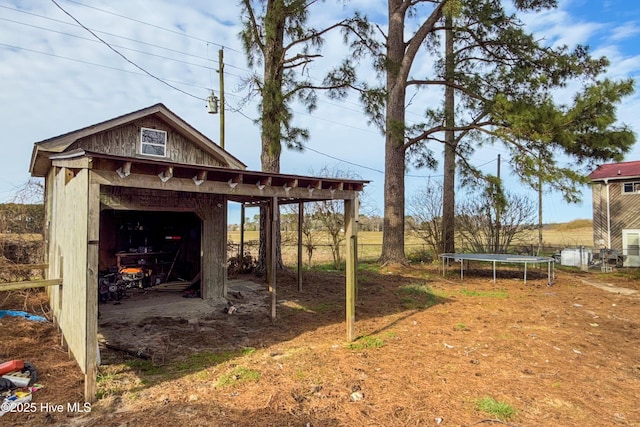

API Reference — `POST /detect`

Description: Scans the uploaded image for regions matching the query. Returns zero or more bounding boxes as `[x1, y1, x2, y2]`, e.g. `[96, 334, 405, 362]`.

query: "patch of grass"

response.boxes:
[455, 322, 466, 330]
[307, 302, 339, 313]
[475, 396, 516, 420]
[348, 335, 384, 350]
[309, 262, 343, 272]
[398, 283, 442, 309]
[610, 268, 640, 281]
[216, 366, 261, 387]
[460, 288, 507, 299]
[96, 368, 118, 383]
[125, 359, 164, 376]
[358, 261, 381, 273]
[175, 347, 256, 372]
[282, 300, 338, 313]
[400, 283, 432, 296]
[406, 248, 433, 264]
[96, 365, 136, 398]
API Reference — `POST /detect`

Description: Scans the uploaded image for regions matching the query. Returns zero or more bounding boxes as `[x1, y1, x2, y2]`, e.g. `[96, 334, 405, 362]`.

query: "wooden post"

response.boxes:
[270, 197, 278, 320]
[85, 179, 100, 403]
[345, 198, 357, 341]
[264, 200, 276, 322]
[239, 204, 245, 258]
[297, 201, 303, 292]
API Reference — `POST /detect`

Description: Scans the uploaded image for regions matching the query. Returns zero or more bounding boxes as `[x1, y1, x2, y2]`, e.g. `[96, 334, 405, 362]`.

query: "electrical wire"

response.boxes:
[2, 3, 386, 126]
[50, 0, 205, 100]
[64, 0, 241, 53]
[7, 2, 502, 179]
[0, 17, 222, 73]
[0, 42, 217, 93]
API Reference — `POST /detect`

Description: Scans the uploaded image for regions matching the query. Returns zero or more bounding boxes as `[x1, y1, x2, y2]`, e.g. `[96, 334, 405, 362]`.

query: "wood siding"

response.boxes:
[592, 181, 640, 250]
[70, 117, 226, 168]
[46, 166, 90, 375]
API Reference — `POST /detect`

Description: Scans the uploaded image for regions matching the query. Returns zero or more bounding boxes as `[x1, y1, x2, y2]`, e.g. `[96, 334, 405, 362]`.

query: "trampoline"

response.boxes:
[439, 253, 555, 285]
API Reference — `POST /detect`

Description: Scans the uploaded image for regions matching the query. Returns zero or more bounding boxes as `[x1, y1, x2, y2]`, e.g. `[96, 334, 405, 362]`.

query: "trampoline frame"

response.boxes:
[439, 253, 555, 286]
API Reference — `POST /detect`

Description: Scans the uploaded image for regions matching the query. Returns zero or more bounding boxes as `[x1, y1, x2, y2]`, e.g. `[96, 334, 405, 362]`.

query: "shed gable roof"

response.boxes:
[30, 103, 246, 177]
[589, 160, 640, 182]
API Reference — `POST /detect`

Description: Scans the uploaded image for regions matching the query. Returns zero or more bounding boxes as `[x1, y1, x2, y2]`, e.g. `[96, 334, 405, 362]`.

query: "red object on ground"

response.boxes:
[0, 360, 24, 376]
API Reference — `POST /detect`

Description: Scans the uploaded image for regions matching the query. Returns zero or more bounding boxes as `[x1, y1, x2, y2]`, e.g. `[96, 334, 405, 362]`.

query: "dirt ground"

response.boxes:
[1, 262, 640, 426]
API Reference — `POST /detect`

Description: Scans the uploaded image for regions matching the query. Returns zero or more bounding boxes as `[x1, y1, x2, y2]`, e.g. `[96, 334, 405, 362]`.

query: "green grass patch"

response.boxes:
[398, 283, 442, 309]
[309, 262, 343, 272]
[174, 347, 256, 372]
[96, 370, 117, 384]
[358, 261, 381, 273]
[97, 347, 259, 399]
[348, 335, 384, 350]
[125, 359, 164, 376]
[460, 288, 507, 299]
[216, 366, 261, 387]
[306, 302, 339, 313]
[609, 268, 640, 281]
[475, 396, 516, 420]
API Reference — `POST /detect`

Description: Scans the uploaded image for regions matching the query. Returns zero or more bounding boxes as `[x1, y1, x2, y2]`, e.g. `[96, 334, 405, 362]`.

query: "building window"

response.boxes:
[140, 128, 167, 157]
[623, 182, 640, 194]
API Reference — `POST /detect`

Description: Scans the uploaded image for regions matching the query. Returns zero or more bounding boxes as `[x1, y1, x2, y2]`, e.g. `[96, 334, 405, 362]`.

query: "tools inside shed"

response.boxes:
[98, 210, 202, 304]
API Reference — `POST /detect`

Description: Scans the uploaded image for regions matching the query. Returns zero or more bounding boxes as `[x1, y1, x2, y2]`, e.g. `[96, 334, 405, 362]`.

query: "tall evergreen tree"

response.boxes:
[239, 0, 360, 270]
[342, 0, 634, 262]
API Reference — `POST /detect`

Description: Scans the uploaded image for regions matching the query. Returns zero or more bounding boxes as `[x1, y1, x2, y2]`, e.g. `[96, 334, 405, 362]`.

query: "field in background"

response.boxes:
[228, 220, 594, 265]
[1, 221, 592, 269]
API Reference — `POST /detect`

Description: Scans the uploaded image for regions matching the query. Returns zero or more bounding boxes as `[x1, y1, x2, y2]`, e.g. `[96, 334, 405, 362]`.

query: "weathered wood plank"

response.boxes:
[92, 170, 360, 200]
[0, 278, 62, 291]
[1, 264, 49, 271]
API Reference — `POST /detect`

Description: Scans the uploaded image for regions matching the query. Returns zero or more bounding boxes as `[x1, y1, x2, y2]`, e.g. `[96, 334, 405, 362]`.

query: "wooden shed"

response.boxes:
[29, 103, 367, 400]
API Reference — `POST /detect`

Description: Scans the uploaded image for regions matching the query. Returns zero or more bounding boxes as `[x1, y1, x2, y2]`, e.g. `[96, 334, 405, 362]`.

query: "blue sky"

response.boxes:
[1, 0, 639, 225]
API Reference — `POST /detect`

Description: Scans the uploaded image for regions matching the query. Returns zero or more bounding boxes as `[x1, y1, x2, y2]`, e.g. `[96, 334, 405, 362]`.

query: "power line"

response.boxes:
[0, 5, 250, 74]
[0, 42, 215, 93]
[3, 3, 383, 123]
[0, 17, 219, 73]
[64, 0, 242, 53]
[302, 145, 385, 174]
[10, 2, 498, 176]
[50, 0, 204, 100]
[51, 2, 379, 114]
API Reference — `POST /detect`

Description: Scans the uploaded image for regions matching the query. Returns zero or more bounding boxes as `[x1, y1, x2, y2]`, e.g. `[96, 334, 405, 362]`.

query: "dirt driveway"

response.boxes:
[1, 264, 639, 426]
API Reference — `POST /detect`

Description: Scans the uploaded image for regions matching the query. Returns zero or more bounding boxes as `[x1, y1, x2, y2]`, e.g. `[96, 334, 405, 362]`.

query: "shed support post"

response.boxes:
[240, 204, 245, 258]
[85, 179, 100, 402]
[297, 201, 303, 292]
[267, 197, 277, 321]
[345, 198, 357, 342]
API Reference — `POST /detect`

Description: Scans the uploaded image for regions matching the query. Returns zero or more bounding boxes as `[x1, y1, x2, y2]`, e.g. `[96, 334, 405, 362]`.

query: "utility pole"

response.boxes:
[218, 48, 225, 150]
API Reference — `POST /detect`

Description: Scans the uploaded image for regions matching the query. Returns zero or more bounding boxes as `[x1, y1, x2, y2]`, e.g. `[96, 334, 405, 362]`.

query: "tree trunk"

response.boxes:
[256, 0, 286, 274]
[379, 0, 407, 265]
[441, 14, 456, 255]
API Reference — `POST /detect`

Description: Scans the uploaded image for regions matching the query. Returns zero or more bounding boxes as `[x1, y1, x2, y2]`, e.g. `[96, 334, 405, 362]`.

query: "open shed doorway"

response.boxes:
[98, 210, 202, 300]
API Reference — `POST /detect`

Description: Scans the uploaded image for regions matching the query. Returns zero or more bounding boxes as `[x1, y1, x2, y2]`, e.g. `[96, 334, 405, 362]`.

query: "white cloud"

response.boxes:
[610, 22, 640, 41]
